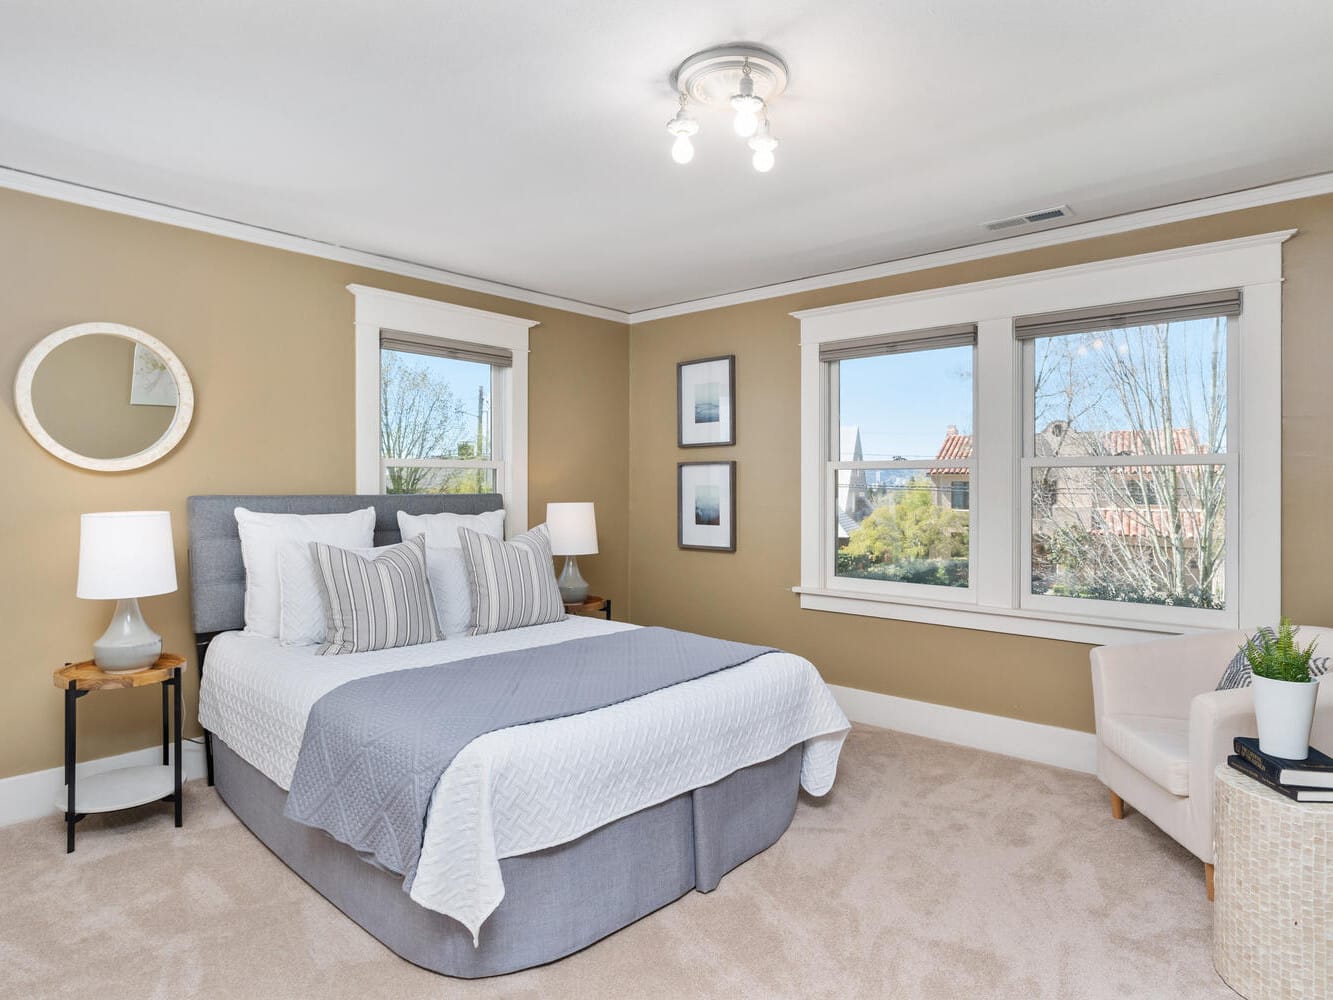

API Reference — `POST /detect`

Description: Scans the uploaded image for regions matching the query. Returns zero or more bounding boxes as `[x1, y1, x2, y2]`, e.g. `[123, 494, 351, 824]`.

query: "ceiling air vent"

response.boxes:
[983, 204, 1074, 232]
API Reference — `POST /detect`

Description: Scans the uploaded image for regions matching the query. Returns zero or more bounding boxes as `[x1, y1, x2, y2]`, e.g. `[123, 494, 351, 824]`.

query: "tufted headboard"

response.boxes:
[187, 493, 504, 639]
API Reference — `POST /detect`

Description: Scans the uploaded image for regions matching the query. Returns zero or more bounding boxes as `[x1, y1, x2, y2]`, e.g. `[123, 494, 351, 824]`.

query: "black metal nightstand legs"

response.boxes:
[64, 681, 76, 854]
[173, 667, 183, 827]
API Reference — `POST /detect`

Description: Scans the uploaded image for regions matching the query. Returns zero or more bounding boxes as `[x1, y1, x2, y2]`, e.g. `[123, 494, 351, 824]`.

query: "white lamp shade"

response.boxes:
[77, 511, 178, 600]
[546, 502, 598, 556]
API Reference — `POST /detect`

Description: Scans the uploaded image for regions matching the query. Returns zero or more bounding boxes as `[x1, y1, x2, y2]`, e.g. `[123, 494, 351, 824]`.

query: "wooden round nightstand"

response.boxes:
[53, 653, 185, 853]
[564, 595, 612, 620]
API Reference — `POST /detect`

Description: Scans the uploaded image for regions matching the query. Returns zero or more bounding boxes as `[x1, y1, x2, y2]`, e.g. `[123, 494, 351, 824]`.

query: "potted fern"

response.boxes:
[1242, 618, 1322, 760]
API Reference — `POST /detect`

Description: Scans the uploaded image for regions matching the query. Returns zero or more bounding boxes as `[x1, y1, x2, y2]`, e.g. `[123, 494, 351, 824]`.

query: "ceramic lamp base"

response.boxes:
[93, 597, 162, 672]
[558, 556, 590, 605]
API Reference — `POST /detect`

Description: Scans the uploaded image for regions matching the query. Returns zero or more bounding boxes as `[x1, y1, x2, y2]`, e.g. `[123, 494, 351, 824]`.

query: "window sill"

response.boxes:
[791, 586, 1213, 646]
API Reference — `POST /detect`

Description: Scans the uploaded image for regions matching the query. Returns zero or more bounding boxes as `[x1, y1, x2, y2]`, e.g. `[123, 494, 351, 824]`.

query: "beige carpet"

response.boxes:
[0, 726, 1234, 1000]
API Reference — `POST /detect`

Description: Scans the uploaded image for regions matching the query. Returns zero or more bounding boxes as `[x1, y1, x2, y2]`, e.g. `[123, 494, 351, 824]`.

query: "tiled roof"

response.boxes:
[1092, 507, 1206, 540]
[933, 433, 972, 476]
[1102, 429, 1203, 455]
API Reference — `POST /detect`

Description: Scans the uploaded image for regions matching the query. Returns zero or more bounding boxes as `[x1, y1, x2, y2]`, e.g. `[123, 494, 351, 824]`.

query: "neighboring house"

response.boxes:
[928, 421, 1213, 554]
[929, 424, 971, 511]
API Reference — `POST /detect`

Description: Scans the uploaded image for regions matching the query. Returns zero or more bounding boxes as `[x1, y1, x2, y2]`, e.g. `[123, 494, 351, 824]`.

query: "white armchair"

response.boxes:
[1090, 627, 1333, 898]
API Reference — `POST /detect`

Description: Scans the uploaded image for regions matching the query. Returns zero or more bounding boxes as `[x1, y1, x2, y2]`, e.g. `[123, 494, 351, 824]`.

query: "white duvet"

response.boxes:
[198, 617, 849, 942]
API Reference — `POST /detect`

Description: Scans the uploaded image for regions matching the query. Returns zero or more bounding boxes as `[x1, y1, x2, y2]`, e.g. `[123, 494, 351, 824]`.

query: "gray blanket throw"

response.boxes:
[283, 626, 775, 887]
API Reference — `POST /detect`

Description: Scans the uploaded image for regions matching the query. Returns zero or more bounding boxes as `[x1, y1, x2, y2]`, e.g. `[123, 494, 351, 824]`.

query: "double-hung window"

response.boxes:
[822, 326, 976, 597]
[1019, 292, 1239, 629]
[796, 232, 1288, 645]
[350, 285, 534, 528]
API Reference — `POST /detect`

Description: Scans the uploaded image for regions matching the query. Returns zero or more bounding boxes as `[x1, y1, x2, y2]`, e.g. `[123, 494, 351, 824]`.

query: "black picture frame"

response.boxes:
[677, 355, 736, 448]
[678, 461, 737, 551]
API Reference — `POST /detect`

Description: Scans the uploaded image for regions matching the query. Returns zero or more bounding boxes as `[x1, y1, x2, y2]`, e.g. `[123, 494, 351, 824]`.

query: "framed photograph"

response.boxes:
[677, 355, 735, 447]
[678, 461, 737, 551]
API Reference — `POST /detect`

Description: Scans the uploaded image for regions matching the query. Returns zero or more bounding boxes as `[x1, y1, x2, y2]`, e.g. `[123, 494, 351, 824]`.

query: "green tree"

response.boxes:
[843, 478, 968, 564]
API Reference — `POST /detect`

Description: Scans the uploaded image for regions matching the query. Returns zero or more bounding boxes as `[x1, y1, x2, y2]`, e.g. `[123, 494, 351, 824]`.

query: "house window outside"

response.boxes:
[1024, 314, 1231, 613]
[379, 343, 502, 495]
[828, 336, 975, 595]
[950, 481, 970, 511]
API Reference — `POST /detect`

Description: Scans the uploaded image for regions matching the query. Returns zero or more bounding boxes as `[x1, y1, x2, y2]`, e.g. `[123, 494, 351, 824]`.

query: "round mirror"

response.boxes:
[15, 322, 194, 472]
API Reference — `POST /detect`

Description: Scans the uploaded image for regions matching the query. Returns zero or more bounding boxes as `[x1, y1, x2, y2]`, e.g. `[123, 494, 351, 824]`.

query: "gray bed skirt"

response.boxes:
[214, 737, 803, 978]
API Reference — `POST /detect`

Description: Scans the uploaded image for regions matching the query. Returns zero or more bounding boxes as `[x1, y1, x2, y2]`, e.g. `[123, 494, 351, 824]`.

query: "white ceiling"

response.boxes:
[3, 1, 1333, 314]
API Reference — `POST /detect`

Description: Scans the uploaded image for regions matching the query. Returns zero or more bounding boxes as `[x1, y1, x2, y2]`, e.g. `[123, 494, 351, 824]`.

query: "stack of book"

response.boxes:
[1228, 737, 1333, 802]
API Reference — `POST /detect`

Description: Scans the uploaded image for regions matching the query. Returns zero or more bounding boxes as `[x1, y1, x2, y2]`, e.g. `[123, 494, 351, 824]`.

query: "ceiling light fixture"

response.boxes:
[666, 43, 788, 173]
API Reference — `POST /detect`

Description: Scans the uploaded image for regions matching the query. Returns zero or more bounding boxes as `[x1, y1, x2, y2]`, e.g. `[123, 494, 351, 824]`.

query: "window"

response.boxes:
[1022, 304, 1234, 620]
[796, 232, 1287, 645]
[823, 332, 975, 596]
[351, 285, 534, 528]
[379, 334, 505, 495]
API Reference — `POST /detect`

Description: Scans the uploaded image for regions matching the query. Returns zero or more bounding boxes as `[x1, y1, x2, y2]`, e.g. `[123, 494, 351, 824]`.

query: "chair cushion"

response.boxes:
[1100, 714, 1191, 796]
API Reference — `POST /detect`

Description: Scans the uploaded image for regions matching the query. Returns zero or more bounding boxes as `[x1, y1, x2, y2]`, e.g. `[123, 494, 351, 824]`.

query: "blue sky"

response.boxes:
[383, 349, 491, 455]
[839, 346, 973, 461]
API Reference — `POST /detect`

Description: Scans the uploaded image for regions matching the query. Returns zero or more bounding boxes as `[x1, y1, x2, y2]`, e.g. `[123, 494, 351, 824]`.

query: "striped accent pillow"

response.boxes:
[459, 523, 566, 635]
[312, 536, 442, 655]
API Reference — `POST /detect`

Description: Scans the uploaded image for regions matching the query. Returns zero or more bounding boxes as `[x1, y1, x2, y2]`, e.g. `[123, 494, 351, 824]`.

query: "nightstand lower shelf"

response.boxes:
[56, 765, 175, 814]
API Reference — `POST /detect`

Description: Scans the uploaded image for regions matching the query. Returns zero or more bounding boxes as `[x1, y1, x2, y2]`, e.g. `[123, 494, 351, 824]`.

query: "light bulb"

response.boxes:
[671, 134, 694, 164]
[730, 65, 764, 138]
[733, 108, 759, 137]
[748, 120, 778, 171]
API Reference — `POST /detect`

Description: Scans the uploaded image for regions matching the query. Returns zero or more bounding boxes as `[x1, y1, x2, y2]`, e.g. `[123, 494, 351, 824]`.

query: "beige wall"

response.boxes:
[629, 194, 1333, 734]
[0, 188, 629, 780]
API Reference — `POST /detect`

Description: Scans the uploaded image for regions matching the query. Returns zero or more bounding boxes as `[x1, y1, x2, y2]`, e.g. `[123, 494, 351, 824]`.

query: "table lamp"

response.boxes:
[546, 502, 598, 604]
[77, 511, 177, 672]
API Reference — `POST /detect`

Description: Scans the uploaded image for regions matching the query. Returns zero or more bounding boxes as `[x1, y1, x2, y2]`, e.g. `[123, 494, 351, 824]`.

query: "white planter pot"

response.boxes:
[1252, 674, 1321, 760]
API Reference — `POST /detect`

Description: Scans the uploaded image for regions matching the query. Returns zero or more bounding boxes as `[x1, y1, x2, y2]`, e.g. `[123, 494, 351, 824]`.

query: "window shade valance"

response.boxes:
[380, 330, 513, 367]
[1013, 289, 1242, 341]
[818, 323, 977, 363]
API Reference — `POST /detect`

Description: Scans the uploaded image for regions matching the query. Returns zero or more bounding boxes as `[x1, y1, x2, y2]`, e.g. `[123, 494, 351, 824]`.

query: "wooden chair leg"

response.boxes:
[1109, 790, 1126, 819]
[1205, 863, 1215, 902]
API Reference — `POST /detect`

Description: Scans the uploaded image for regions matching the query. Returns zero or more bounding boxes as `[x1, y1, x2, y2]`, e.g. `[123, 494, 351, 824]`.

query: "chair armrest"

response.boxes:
[1188, 688, 1257, 802]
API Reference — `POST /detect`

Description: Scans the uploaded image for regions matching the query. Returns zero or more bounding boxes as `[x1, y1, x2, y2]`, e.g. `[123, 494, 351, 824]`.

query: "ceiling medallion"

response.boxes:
[665, 43, 788, 172]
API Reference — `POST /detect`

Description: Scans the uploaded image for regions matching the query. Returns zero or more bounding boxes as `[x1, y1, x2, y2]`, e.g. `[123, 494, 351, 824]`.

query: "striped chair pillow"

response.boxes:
[312, 536, 442, 655]
[459, 523, 566, 635]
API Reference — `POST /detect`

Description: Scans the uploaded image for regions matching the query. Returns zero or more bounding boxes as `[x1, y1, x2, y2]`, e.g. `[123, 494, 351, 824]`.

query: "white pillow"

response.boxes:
[397, 509, 505, 637]
[234, 506, 375, 639]
[277, 541, 329, 645]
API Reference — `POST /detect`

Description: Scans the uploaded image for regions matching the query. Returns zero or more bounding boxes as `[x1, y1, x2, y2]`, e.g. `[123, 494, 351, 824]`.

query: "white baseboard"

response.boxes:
[0, 741, 208, 829]
[829, 684, 1098, 774]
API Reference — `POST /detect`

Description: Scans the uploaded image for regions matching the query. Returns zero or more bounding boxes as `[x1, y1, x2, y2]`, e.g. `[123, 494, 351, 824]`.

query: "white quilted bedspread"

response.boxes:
[198, 617, 849, 942]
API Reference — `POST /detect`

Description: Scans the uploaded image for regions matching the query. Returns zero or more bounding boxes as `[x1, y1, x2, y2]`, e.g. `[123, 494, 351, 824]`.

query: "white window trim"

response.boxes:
[794, 230, 1293, 646]
[350, 284, 536, 532]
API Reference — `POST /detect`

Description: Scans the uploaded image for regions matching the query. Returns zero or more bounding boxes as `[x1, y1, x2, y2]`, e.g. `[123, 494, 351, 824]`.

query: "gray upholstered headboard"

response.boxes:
[187, 493, 504, 637]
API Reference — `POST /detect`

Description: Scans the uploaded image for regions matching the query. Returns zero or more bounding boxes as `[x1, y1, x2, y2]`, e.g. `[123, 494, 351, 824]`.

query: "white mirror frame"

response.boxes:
[14, 321, 195, 472]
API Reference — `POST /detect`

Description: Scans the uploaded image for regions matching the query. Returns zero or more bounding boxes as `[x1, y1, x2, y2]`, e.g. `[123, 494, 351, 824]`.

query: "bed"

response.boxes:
[189, 494, 848, 978]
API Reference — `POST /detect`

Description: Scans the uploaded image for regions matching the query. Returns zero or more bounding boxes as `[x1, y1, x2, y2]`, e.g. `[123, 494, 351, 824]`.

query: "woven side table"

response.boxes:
[1213, 763, 1331, 998]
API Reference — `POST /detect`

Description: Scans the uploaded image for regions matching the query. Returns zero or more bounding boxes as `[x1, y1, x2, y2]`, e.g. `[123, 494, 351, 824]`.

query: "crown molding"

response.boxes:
[629, 172, 1333, 323]
[0, 165, 631, 324]
[4, 162, 1332, 328]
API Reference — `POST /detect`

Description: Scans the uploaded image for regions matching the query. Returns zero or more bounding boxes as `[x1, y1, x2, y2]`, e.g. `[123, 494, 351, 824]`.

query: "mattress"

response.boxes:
[198, 617, 849, 941]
